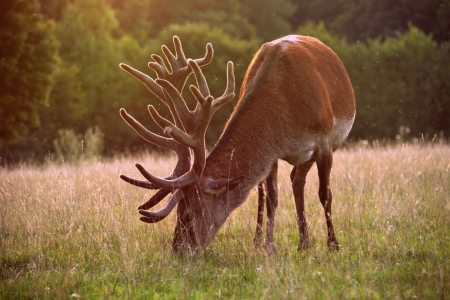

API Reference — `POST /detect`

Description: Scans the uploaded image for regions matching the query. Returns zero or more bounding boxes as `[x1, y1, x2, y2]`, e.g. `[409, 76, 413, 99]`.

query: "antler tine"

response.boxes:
[120, 175, 160, 190]
[188, 60, 210, 98]
[163, 36, 214, 71]
[188, 60, 235, 117]
[161, 37, 187, 75]
[119, 64, 165, 101]
[135, 162, 197, 190]
[147, 105, 177, 131]
[119, 108, 178, 151]
[148, 36, 214, 92]
[172, 35, 187, 61]
[138, 189, 185, 223]
[148, 55, 169, 80]
[154, 80, 192, 129]
[147, 103, 194, 150]
[147, 36, 213, 92]
[212, 61, 236, 111]
[120, 61, 185, 131]
[194, 42, 214, 67]
[138, 188, 171, 210]
[119, 107, 192, 190]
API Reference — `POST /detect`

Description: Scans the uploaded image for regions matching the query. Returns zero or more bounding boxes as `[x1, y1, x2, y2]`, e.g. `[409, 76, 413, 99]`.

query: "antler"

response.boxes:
[137, 60, 235, 222]
[120, 36, 213, 130]
[119, 36, 213, 210]
[119, 36, 235, 222]
[136, 59, 235, 190]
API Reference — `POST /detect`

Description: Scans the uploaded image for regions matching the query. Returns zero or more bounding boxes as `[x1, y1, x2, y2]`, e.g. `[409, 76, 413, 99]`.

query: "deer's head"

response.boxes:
[170, 174, 244, 253]
[119, 37, 239, 254]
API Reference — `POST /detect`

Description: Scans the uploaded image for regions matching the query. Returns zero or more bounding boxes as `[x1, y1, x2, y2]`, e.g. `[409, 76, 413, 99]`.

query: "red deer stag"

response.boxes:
[119, 35, 356, 254]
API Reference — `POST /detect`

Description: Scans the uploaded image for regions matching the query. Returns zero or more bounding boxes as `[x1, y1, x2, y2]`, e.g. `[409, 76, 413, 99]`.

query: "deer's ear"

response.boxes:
[203, 176, 244, 195]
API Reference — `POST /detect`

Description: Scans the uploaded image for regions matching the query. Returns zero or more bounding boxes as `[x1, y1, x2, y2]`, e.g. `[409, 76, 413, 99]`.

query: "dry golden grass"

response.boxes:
[1, 143, 449, 299]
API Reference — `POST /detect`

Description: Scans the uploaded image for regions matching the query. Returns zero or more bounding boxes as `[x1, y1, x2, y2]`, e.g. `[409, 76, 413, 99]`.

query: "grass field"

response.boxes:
[1, 143, 449, 299]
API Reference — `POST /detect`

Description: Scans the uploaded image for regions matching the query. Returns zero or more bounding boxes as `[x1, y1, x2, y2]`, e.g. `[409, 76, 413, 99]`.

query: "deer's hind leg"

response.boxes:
[316, 145, 340, 251]
[291, 161, 314, 250]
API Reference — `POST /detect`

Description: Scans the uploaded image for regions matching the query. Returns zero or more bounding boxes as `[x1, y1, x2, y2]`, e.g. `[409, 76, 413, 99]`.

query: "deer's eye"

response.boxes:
[180, 209, 194, 223]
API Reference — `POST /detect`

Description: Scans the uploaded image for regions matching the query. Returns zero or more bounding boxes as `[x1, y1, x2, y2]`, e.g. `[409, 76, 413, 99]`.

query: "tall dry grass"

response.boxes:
[1, 143, 449, 299]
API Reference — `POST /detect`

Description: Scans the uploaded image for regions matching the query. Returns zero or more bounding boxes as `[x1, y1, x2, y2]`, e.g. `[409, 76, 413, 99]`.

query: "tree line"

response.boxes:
[1, 0, 449, 163]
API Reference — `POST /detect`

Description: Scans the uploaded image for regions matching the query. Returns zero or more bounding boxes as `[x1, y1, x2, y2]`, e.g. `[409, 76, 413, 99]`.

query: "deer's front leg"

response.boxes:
[264, 162, 278, 254]
[253, 182, 265, 249]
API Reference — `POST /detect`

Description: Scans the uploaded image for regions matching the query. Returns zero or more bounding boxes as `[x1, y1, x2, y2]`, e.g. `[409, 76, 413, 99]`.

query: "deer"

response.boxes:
[119, 35, 356, 254]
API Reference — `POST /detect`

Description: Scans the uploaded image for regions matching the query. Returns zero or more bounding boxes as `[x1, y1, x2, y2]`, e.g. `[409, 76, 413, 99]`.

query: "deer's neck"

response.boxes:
[202, 98, 279, 196]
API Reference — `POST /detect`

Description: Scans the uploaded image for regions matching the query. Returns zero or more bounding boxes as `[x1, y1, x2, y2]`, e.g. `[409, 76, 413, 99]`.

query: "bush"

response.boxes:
[84, 126, 104, 160]
[53, 127, 104, 163]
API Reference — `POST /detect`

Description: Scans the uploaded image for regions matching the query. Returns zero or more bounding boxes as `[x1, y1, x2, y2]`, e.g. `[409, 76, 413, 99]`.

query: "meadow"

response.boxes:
[1, 142, 449, 299]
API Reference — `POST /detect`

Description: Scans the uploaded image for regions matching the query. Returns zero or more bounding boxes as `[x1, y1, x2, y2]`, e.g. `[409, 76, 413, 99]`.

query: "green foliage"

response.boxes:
[297, 22, 450, 139]
[331, 0, 448, 43]
[107, 0, 153, 43]
[46, 61, 87, 129]
[291, 0, 345, 28]
[39, 0, 68, 21]
[83, 126, 105, 159]
[55, 0, 152, 152]
[239, 0, 296, 40]
[0, 0, 58, 142]
[53, 128, 82, 163]
[0, 61, 87, 163]
[53, 126, 104, 163]
[292, 0, 450, 43]
[142, 0, 256, 40]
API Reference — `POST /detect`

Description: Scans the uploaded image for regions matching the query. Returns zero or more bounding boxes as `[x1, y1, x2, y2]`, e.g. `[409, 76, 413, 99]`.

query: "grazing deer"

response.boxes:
[119, 35, 355, 254]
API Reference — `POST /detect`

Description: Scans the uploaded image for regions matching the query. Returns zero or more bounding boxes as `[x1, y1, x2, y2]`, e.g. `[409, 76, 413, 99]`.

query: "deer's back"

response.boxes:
[225, 35, 354, 152]
[210, 35, 355, 172]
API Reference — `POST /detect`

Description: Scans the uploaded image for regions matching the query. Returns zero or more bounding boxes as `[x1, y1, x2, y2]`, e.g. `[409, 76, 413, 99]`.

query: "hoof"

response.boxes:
[264, 243, 276, 256]
[253, 238, 263, 250]
[327, 241, 340, 252]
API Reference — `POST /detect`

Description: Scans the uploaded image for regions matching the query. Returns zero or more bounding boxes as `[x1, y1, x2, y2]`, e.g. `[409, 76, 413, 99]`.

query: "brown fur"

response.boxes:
[204, 35, 355, 188]
[180, 35, 356, 252]
[122, 35, 356, 253]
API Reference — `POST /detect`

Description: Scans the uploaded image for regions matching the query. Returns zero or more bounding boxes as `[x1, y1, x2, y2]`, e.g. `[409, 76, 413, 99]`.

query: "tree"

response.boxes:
[239, 0, 296, 41]
[291, 0, 450, 44]
[39, 0, 69, 21]
[55, 0, 152, 153]
[331, 0, 449, 43]
[146, 0, 256, 40]
[107, 0, 153, 44]
[290, 0, 344, 30]
[296, 22, 450, 139]
[0, 0, 58, 143]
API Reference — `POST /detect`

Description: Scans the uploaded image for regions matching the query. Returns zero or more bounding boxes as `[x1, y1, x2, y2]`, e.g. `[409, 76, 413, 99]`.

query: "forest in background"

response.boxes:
[1, 0, 449, 163]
